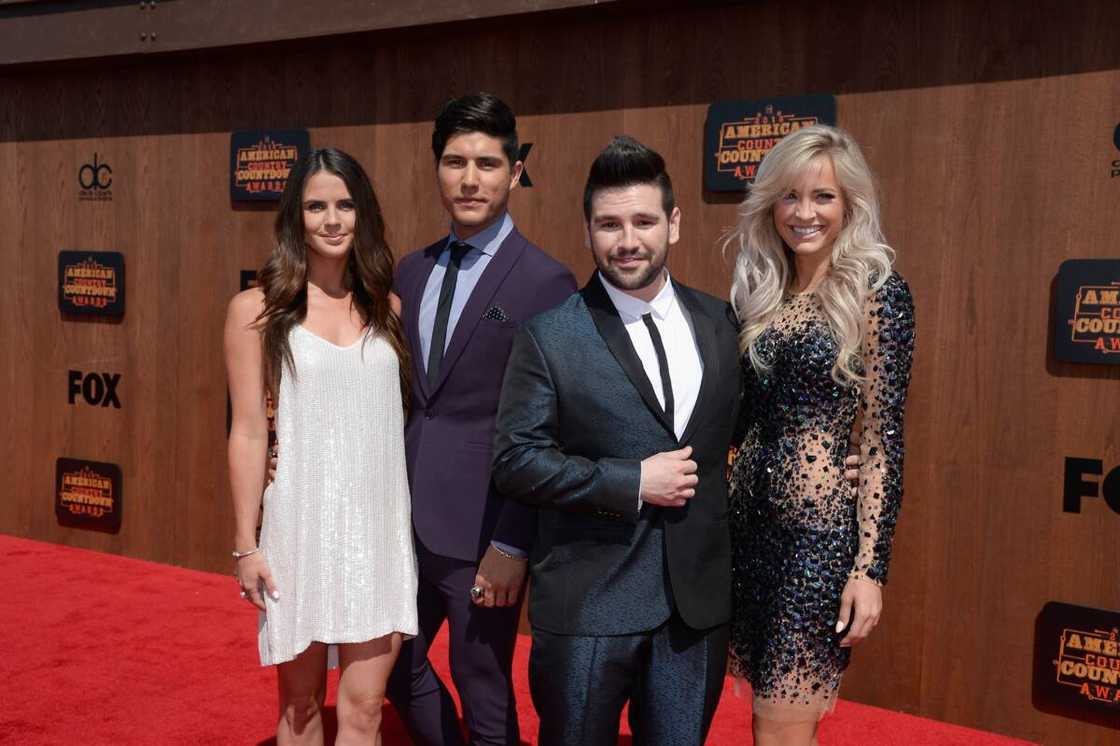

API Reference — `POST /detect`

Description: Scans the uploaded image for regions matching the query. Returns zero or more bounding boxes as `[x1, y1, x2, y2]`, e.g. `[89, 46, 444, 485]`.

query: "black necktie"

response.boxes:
[427, 241, 472, 386]
[641, 312, 674, 431]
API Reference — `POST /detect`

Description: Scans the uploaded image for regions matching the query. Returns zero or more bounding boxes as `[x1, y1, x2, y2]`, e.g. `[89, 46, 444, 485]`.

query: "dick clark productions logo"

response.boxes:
[78, 153, 112, 201]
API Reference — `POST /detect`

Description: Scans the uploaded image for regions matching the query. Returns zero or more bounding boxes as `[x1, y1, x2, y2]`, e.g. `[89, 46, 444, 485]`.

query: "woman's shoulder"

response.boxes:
[227, 286, 265, 324]
[865, 270, 915, 332]
[869, 270, 913, 306]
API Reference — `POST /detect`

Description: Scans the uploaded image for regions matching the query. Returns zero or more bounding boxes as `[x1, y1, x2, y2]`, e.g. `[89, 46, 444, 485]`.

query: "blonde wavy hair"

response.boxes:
[726, 124, 894, 385]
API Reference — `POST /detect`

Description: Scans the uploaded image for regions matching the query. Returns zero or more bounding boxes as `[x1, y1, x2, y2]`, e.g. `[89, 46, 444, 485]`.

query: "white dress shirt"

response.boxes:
[599, 271, 704, 441]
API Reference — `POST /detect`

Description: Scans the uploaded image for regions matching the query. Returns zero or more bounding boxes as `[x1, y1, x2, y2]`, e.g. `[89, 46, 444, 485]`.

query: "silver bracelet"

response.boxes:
[231, 547, 260, 560]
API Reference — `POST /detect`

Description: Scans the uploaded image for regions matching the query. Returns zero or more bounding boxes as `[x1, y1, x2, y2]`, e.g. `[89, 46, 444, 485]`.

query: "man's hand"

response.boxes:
[836, 576, 882, 647]
[845, 426, 861, 484]
[640, 446, 698, 508]
[844, 453, 859, 484]
[472, 545, 528, 608]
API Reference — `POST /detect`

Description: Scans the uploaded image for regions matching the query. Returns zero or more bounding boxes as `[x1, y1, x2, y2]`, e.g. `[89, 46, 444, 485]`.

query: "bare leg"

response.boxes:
[753, 716, 819, 746]
[277, 643, 329, 746]
[336, 633, 403, 746]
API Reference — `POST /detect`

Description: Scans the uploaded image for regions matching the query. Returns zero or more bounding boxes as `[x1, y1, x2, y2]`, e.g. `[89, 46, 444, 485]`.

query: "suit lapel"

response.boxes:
[406, 241, 443, 402]
[581, 274, 675, 437]
[674, 283, 720, 445]
[429, 228, 528, 395]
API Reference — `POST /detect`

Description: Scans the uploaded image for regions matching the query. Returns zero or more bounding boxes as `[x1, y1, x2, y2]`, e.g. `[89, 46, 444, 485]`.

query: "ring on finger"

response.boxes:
[239, 590, 247, 599]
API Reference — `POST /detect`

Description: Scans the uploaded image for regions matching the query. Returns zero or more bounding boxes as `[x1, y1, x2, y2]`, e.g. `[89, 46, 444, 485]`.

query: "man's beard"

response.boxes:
[596, 249, 667, 293]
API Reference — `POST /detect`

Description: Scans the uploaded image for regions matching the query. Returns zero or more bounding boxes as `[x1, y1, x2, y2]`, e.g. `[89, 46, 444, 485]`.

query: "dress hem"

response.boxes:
[259, 624, 418, 667]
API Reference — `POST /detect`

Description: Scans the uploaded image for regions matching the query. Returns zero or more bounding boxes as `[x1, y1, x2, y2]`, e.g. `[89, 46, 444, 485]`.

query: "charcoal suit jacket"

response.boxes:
[491, 273, 741, 635]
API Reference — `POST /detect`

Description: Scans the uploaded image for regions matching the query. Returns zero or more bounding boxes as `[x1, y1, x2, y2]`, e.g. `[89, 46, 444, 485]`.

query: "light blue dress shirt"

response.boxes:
[419, 212, 515, 368]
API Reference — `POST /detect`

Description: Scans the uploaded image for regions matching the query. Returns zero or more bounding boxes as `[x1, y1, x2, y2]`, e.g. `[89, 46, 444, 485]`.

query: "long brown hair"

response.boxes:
[255, 147, 410, 411]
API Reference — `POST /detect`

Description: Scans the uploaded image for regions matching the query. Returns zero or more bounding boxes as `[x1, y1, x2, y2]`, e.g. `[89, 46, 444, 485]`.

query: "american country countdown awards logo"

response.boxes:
[55, 457, 123, 532]
[230, 129, 310, 201]
[78, 153, 112, 202]
[1034, 602, 1120, 727]
[57, 251, 125, 316]
[1054, 259, 1120, 364]
[704, 95, 836, 192]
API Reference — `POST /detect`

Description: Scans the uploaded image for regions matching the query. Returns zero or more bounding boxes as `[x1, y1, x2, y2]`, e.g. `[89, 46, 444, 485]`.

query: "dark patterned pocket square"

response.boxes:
[483, 305, 511, 322]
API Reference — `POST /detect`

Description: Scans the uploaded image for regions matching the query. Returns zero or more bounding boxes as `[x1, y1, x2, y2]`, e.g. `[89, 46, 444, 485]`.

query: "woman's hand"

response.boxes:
[235, 553, 279, 611]
[836, 576, 882, 647]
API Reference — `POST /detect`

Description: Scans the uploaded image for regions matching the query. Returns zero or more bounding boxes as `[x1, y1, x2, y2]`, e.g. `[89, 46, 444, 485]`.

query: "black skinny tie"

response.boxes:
[641, 312, 674, 431]
[427, 241, 472, 386]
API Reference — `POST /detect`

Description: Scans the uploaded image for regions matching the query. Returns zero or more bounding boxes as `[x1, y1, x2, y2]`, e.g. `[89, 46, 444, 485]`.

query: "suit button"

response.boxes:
[424, 409, 433, 420]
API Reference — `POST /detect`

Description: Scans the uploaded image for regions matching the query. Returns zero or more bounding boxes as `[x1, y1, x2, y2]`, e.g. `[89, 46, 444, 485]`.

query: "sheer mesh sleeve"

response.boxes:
[850, 272, 915, 585]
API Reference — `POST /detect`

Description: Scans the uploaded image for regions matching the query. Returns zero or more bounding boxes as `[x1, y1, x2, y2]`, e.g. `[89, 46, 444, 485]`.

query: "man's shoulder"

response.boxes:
[675, 282, 735, 325]
[503, 232, 577, 310]
[522, 291, 584, 333]
[513, 237, 573, 280]
[398, 237, 445, 270]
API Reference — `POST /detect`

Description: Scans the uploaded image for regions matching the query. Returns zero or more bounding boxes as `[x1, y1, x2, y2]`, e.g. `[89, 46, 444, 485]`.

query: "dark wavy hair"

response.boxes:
[431, 92, 519, 166]
[255, 147, 410, 411]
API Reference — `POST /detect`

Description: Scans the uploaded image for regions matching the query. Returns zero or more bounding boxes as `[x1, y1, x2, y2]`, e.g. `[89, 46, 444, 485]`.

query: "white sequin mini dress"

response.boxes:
[258, 324, 418, 666]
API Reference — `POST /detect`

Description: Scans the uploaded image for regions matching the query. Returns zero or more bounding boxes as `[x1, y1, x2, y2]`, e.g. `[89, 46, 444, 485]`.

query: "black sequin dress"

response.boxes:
[728, 272, 915, 721]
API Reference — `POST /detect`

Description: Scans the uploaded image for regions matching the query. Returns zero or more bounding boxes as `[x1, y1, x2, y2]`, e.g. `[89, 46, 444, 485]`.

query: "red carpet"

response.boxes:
[0, 534, 1034, 745]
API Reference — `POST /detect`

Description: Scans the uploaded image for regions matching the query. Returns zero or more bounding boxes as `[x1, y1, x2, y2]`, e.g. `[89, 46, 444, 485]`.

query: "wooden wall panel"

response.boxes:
[0, 0, 615, 66]
[1, 1, 1119, 743]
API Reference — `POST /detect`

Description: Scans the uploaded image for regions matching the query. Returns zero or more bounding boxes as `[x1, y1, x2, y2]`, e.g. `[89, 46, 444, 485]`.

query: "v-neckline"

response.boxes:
[296, 324, 365, 350]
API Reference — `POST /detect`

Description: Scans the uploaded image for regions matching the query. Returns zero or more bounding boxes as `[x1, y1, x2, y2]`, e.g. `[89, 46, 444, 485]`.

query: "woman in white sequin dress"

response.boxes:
[225, 148, 417, 745]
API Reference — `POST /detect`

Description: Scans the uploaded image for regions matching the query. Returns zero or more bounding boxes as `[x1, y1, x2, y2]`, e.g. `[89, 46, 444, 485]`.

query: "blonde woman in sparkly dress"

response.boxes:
[726, 125, 915, 746]
[226, 148, 417, 746]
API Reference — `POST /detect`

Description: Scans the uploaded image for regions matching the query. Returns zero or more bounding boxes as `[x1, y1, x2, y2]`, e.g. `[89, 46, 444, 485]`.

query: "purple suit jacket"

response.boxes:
[394, 227, 577, 562]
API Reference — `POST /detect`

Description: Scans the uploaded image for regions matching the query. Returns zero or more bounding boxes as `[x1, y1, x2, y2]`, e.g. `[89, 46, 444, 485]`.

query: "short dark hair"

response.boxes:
[431, 93, 520, 166]
[582, 135, 676, 221]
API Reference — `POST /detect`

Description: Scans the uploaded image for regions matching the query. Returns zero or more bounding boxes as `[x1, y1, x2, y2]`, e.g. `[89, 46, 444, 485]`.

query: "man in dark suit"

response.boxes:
[387, 93, 576, 746]
[491, 136, 741, 745]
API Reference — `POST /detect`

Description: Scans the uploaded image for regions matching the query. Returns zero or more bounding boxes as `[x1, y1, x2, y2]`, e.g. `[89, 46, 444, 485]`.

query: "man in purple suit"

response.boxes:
[386, 93, 576, 745]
